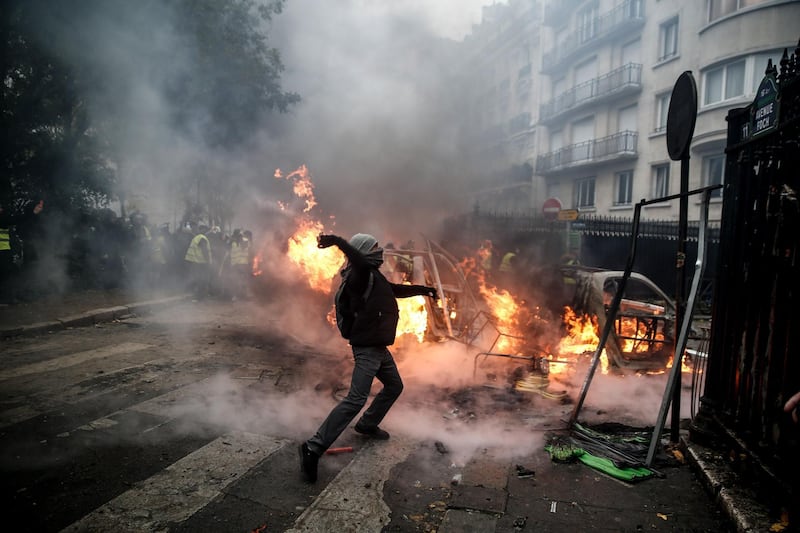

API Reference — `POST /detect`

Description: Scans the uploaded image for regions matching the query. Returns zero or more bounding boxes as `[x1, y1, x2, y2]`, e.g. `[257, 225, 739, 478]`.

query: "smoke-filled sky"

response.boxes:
[264, 0, 506, 242]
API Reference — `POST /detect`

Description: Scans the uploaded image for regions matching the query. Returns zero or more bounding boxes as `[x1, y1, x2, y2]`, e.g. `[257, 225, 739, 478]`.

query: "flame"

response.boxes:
[270, 165, 429, 342]
[616, 316, 666, 353]
[396, 295, 428, 343]
[275, 165, 317, 213]
[558, 306, 599, 355]
[287, 218, 343, 292]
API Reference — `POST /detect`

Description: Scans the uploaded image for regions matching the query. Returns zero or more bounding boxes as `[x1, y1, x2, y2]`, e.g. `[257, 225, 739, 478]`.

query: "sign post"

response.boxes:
[649, 71, 697, 458]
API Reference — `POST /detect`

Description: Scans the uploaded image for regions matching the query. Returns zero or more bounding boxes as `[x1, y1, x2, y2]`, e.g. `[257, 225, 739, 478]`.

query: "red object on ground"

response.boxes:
[325, 446, 354, 455]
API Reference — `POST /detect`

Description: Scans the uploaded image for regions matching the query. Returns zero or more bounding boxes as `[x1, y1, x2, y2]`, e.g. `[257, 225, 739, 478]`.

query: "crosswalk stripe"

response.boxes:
[0, 342, 153, 380]
[61, 431, 287, 532]
[287, 437, 416, 533]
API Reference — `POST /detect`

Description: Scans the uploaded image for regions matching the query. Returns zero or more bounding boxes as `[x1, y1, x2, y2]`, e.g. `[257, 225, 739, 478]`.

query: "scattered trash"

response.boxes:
[515, 465, 535, 478]
[550, 501, 557, 513]
[325, 446, 353, 455]
[435, 441, 449, 454]
[451, 473, 462, 486]
[513, 516, 527, 530]
[657, 513, 669, 521]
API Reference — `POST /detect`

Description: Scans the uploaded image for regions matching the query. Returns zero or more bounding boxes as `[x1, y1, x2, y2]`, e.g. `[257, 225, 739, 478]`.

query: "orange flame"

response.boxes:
[396, 295, 428, 343]
[275, 165, 317, 213]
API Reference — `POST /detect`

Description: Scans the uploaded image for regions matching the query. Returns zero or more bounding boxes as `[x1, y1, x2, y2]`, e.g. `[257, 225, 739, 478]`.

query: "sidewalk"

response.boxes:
[0, 289, 777, 532]
[0, 287, 188, 338]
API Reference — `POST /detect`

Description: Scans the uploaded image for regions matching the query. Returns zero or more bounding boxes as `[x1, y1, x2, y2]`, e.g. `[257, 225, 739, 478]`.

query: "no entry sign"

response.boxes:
[542, 197, 562, 220]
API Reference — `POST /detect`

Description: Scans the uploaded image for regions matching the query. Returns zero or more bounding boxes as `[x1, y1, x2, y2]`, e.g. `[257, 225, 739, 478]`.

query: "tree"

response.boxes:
[1, 0, 299, 214]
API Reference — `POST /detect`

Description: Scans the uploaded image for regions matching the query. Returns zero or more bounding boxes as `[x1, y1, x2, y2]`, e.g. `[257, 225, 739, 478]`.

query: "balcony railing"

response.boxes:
[536, 130, 638, 174]
[539, 63, 642, 124]
[542, 0, 644, 73]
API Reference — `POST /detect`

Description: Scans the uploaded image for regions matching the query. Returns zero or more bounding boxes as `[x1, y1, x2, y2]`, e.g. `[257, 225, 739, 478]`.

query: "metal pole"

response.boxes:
[569, 202, 642, 426]
[672, 156, 690, 441]
[647, 189, 712, 466]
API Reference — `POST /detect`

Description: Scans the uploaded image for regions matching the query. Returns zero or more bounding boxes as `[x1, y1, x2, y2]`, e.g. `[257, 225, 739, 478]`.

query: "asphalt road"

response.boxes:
[0, 297, 732, 532]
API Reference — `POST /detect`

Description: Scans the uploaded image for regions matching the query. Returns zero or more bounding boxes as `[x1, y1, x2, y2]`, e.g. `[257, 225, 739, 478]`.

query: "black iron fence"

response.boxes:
[694, 42, 800, 518]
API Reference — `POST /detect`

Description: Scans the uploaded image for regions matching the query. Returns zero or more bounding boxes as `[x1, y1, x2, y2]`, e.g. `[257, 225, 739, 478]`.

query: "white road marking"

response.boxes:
[0, 342, 153, 380]
[61, 431, 286, 532]
[287, 436, 416, 533]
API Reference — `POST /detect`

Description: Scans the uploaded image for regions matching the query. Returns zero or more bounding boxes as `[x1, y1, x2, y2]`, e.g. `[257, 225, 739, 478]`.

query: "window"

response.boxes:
[655, 92, 670, 132]
[704, 155, 725, 198]
[658, 17, 679, 62]
[708, 0, 772, 23]
[703, 59, 745, 105]
[615, 170, 634, 206]
[577, 2, 599, 44]
[653, 164, 670, 198]
[752, 51, 779, 92]
[575, 177, 596, 208]
[621, 39, 641, 66]
[625, 0, 643, 19]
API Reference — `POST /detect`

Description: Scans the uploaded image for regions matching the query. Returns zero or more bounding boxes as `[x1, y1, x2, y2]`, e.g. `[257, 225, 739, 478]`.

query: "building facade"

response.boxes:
[461, 0, 800, 221]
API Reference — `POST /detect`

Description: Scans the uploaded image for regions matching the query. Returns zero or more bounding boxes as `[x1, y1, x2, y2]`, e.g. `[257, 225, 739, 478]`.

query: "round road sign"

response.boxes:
[542, 197, 562, 220]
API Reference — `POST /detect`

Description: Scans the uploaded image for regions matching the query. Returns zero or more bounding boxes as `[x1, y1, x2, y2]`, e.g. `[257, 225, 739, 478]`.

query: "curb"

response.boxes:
[683, 437, 774, 533]
[0, 294, 190, 339]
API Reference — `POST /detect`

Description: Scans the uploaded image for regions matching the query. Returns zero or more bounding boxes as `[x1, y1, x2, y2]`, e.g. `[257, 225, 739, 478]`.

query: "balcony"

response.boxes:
[541, 0, 644, 74]
[539, 63, 642, 124]
[536, 130, 638, 175]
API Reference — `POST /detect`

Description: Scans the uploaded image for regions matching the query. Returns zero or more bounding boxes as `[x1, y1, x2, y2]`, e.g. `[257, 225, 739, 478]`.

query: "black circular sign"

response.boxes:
[666, 71, 698, 161]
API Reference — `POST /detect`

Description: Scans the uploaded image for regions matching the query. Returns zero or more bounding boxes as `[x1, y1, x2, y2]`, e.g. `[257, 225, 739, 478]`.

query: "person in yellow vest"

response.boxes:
[184, 224, 212, 299]
[228, 229, 251, 300]
[498, 247, 519, 289]
[1, 200, 43, 304]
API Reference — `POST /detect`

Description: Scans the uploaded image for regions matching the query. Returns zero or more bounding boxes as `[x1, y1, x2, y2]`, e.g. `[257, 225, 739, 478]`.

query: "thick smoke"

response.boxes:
[17, 0, 688, 464]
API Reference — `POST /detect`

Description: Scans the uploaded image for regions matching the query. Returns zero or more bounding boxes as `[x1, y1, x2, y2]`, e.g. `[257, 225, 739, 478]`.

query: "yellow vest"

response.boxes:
[152, 235, 167, 265]
[185, 234, 211, 264]
[0, 228, 9, 251]
[499, 252, 516, 272]
[230, 239, 250, 266]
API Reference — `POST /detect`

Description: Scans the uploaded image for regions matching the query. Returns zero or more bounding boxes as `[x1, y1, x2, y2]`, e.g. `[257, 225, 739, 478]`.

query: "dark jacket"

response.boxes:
[332, 236, 432, 347]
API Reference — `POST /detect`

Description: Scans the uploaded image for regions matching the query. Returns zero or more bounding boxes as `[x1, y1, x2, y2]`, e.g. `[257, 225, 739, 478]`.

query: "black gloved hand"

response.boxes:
[317, 234, 339, 249]
[425, 287, 438, 300]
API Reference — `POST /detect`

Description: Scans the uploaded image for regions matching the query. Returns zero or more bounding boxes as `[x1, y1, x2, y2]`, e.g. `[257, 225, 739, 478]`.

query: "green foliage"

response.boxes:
[1, 0, 299, 215]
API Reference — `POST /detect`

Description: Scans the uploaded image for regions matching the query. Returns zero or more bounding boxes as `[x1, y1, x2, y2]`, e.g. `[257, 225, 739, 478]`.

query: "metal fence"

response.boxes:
[695, 42, 800, 515]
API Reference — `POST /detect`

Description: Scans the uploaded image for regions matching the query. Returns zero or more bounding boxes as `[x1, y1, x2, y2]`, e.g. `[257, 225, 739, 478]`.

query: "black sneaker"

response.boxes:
[299, 442, 319, 483]
[354, 422, 390, 440]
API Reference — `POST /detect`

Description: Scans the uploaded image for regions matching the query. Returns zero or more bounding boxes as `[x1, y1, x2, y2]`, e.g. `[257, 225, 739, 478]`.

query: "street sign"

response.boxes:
[666, 71, 698, 161]
[751, 72, 779, 137]
[557, 209, 579, 221]
[542, 197, 562, 220]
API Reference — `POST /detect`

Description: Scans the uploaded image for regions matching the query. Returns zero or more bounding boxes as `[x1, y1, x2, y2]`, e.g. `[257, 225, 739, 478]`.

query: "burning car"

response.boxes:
[562, 266, 681, 372]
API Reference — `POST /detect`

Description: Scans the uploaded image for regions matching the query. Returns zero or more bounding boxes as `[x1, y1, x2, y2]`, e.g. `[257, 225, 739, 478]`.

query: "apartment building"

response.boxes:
[459, 0, 543, 213]
[462, 0, 800, 221]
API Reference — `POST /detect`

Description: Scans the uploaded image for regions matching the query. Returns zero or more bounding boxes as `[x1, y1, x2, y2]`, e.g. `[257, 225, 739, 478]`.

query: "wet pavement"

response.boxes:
[0, 289, 778, 532]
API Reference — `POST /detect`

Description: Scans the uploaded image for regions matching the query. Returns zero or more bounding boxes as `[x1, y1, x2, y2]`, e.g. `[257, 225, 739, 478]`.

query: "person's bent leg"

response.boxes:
[357, 347, 403, 430]
[306, 346, 382, 455]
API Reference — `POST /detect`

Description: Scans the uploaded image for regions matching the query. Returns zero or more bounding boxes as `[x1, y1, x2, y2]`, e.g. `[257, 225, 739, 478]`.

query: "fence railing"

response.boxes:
[540, 63, 642, 123]
[536, 131, 638, 174]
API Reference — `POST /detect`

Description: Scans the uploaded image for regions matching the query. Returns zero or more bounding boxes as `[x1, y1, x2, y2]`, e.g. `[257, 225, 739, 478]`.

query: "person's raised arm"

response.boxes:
[317, 234, 371, 271]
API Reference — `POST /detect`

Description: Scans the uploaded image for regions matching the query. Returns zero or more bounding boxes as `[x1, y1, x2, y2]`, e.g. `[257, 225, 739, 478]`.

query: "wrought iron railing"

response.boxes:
[536, 131, 638, 174]
[540, 63, 642, 123]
